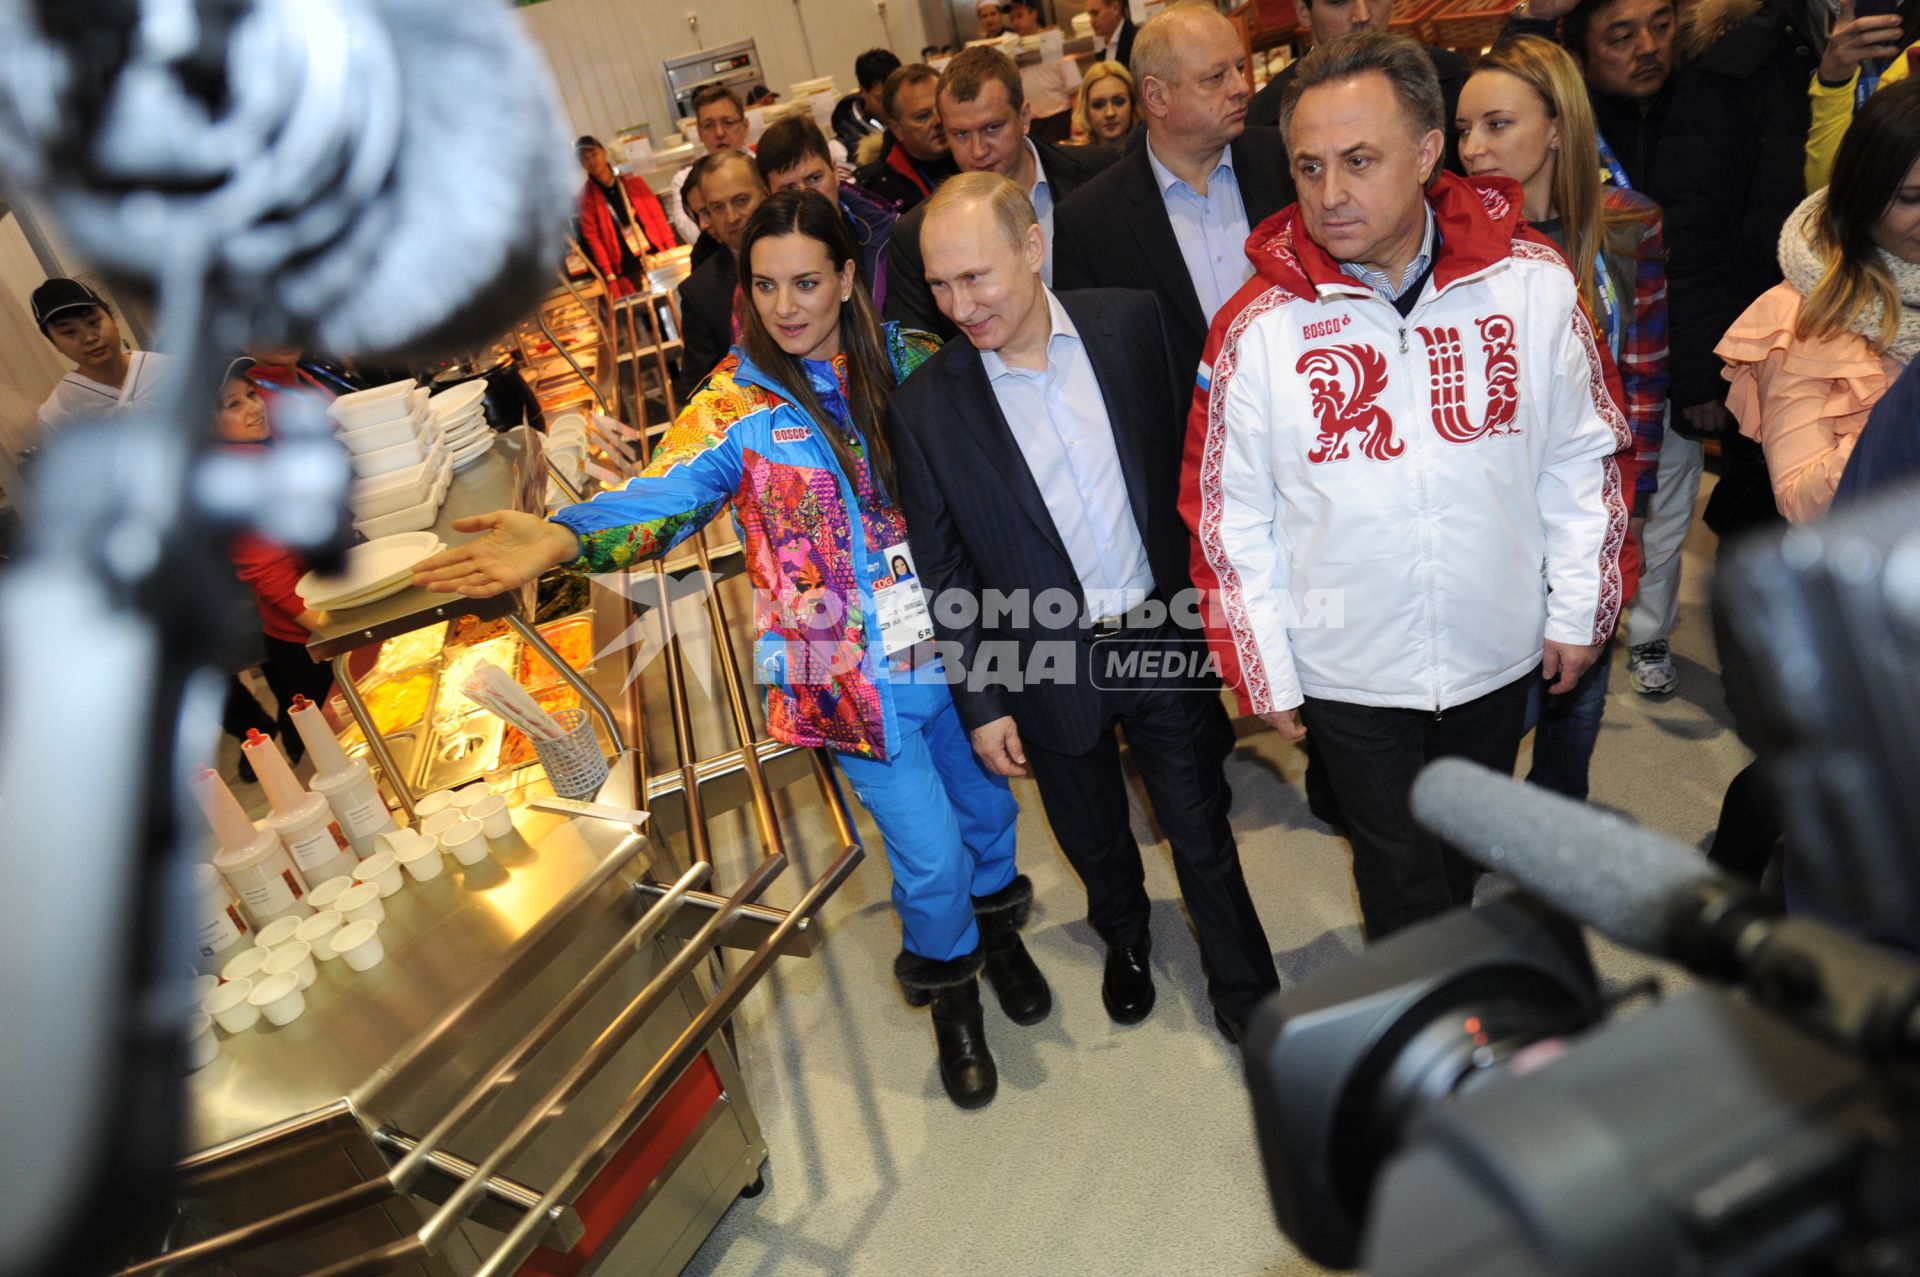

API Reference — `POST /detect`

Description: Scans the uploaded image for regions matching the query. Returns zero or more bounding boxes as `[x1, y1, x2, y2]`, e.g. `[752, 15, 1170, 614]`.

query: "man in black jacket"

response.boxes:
[674, 151, 764, 399]
[892, 173, 1279, 1043]
[832, 47, 899, 155]
[1053, 3, 1295, 387]
[884, 47, 1118, 339]
[853, 63, 959, 212]
[1087, 0, 1138, 67]
[1245, 0, 1468, 172]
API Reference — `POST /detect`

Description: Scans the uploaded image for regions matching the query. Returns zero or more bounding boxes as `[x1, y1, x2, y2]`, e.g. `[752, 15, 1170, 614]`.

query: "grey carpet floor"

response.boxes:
[679, 482, 1747, 1277]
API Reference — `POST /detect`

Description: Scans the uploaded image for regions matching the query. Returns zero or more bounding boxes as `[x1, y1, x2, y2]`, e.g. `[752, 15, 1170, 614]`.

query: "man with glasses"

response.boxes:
[669, 86, 752, 243]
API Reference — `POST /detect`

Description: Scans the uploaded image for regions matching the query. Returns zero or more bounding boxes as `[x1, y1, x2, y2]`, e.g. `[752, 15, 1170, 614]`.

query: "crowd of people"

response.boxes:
[29, 0, 1920, 1111]
[423, 0, 1920, 1107]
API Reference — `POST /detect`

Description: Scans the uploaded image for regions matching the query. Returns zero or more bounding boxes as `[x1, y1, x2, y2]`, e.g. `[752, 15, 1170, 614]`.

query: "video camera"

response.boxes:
[1243, 484, 1920, 1276]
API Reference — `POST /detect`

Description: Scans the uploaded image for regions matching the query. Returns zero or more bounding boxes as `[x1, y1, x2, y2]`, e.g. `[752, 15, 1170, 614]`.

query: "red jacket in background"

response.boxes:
[578, 175, 678, 298]
[233, 532, 311, 643]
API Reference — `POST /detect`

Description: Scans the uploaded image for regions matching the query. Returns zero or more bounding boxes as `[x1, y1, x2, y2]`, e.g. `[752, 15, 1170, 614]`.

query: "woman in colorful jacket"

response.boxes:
[411, 191, 1037, 1110]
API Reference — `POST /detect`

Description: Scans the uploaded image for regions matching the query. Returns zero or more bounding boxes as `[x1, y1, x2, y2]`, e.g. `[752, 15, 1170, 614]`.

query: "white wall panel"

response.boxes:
[516, 0, 927, 147]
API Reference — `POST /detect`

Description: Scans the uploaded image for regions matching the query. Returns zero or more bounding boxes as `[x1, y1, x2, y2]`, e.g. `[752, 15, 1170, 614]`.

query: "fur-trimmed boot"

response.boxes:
[973, 875, 1052, 1025]
[896, 949, 997, 1109]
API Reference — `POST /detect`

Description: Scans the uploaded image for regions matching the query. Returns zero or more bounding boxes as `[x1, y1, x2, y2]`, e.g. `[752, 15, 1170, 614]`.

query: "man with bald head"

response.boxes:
[890, 172, 1278, 1045]
[1053, 0, 1294, 388]
[675, 149, 765, 396]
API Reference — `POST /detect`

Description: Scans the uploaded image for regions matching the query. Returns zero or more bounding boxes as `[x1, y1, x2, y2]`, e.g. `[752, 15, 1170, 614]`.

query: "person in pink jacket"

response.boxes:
[1718, 79, 1920, 525]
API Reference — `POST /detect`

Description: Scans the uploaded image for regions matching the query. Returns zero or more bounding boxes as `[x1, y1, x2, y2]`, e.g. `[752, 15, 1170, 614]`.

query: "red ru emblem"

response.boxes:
[1298, 343, 1402, 464]
[1417, 314, 1521, 444]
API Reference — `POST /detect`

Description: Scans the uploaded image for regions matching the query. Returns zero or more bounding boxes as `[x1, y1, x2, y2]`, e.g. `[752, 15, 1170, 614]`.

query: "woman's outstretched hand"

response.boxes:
[410, 510, 581, 598]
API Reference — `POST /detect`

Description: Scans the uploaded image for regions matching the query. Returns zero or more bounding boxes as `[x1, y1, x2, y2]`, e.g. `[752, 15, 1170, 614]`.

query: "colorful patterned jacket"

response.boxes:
[550, 325, 938, 762]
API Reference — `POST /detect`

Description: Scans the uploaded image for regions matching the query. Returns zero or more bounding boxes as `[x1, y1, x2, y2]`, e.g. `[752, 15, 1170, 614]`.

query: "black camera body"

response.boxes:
[1247, 899, 1916, 1276]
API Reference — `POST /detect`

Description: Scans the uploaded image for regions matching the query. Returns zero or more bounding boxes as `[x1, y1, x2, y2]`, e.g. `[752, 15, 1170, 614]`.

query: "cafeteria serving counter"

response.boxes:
[123, 415, 865, 1274]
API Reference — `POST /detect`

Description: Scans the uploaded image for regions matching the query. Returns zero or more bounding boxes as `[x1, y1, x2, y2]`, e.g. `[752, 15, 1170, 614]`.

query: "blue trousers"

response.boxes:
[835, 680, 1019, 962]
[1523, 642, 1613, 802]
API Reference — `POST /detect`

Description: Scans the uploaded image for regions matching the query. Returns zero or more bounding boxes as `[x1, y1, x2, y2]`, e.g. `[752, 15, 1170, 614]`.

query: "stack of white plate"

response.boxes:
[295, 532, 446, 612]
[328, 378, 455, 536]
[542, 413, 590, 505]
[429, 380, 495, 470]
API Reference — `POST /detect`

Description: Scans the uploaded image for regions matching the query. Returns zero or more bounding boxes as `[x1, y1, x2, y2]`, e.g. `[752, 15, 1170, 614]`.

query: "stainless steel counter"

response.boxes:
[184, 791, 649, 1155]
[134, 389, 867, 1277]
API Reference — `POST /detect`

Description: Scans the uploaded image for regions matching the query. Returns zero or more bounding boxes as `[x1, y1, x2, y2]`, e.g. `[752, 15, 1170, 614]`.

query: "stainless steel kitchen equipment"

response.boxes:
[662, 42, 768, 128]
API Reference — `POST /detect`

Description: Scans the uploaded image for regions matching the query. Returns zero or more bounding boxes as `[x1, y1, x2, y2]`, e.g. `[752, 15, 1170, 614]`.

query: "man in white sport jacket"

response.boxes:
[1180, 31, 1639, 940]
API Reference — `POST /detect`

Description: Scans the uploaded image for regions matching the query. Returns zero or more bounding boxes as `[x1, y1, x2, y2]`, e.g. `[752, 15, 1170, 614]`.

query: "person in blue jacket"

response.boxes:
[412, 191, 1042, 1108]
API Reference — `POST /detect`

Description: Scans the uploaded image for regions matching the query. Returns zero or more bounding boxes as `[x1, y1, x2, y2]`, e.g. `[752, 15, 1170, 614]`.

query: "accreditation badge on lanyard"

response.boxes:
[616, 185, 651, 260]
[872, 541, 934, 658]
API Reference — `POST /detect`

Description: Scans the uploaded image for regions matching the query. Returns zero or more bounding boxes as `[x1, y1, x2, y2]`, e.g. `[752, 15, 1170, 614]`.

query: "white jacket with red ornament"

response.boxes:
[1179, 172, 1639, 716]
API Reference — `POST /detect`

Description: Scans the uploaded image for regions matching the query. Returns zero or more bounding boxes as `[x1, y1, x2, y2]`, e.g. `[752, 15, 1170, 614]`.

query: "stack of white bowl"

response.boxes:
[428, 380, 496, 471]
[332, 379, 452, 538]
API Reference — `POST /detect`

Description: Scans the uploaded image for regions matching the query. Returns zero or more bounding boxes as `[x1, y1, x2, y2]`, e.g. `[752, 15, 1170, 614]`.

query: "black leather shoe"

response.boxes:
[981, 929, 1053, 1025]
[1214, 1010, 1246, 1046]
[1102, 941, 1156, 1024]
[930, 980, 998, 1109]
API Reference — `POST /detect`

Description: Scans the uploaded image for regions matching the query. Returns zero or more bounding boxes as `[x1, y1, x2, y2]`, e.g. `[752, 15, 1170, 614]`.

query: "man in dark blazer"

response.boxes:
[1052, 4, 1295, 388]
[674, 150, 764, 399]
[884, 47, 1116, 340]
[1243, 0, 1467, 172]
[890, 173, 1280, 1042]
[1087, 0, 1138, 69]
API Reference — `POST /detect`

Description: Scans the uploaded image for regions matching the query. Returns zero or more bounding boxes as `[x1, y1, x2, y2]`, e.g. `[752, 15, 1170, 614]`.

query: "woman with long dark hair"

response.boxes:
[1719, 77, 1920, 525]
[411, 191, 1038, 1109]
[1455, 36, 1670, 800]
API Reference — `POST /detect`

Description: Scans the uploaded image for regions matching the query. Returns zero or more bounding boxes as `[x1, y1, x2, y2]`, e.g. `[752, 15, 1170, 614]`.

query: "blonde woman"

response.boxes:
[1719, 77, 1920, 524]
[1070, 59, 1136, 146]
[1455, 35, 1670, 797]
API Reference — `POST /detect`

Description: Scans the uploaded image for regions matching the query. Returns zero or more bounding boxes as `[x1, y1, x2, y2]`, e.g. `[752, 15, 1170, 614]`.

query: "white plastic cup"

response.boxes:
[221, 946, 271, 985]
[306, 875, 357, 912]
[419, 808, 462, 840]
[297, 909, 346, 960]
[440, 819, 489, 865]
[332, 918, 386, 971]
[395, 838, 444, 882]
[452, 784, 492, 810]
[469, 794, 514, 840]
[204, 978, 260, 1033]
[336, 881, 386, 924]
[191, 972, 220, 1003]
[356, 850, 405, 897]
[413, 790, 458, 819]
[253, 914, 305, 952]
[185, 1013, 219, 1071]
[264, 940, 318, 991]
[378, 827, 432, 859]
[248, 970, 306, 1025]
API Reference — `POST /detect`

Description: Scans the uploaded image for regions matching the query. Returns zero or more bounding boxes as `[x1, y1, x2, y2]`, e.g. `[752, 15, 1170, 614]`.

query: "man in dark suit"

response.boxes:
[1087, 0, 1138, 68]
[1243, 0, 1468, 172]
[675, 150, 764, 399]
[890, 172, 1280, 1042]
[1052, 3, 1295, 388]
[883, 47, 1116, 340]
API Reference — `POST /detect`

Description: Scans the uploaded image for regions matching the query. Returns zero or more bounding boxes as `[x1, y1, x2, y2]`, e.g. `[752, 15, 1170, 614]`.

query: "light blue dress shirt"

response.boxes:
[1337, 206, 1438, 302]
[981, 289, 1155, 620]
[1025, 137, 1057, 286]
[1144, 137, 1254, 325]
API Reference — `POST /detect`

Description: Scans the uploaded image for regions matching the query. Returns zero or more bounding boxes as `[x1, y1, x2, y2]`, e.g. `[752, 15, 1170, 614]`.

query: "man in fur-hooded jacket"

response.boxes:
[1180, 33, 1639, 941]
